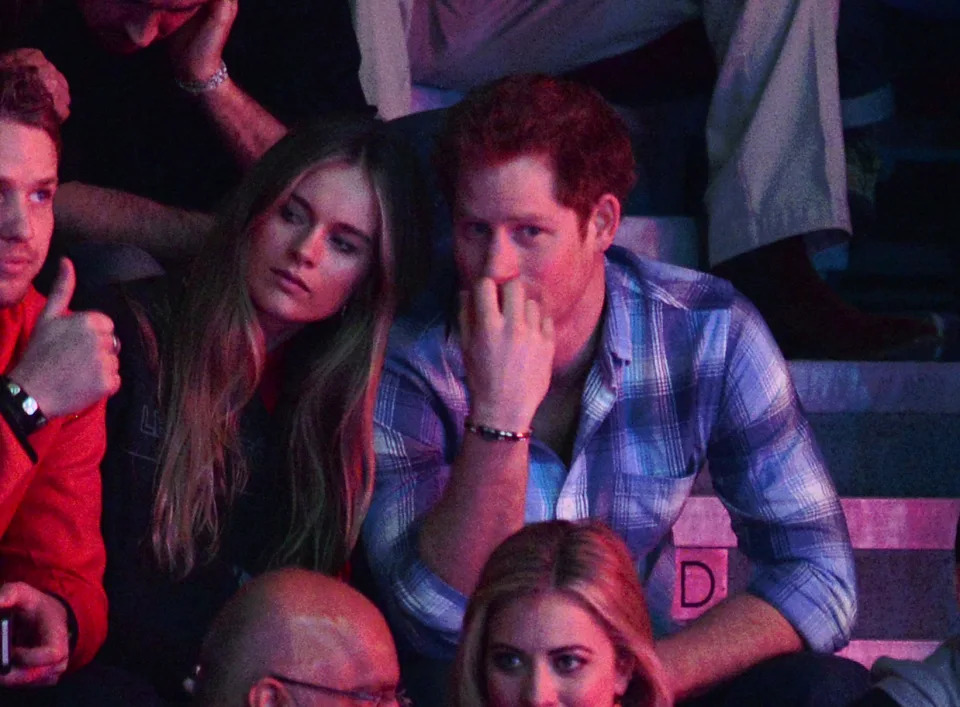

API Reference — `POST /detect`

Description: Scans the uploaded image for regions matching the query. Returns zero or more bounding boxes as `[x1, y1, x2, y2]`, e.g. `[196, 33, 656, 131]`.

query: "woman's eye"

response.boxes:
[553, 653, 586, 674]
[280, 202, 305, 224]
[330, 233, 359, 255]
[490, 651, 524, 673]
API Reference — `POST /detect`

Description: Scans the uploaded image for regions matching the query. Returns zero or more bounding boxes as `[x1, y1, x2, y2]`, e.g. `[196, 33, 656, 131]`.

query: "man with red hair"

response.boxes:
[397, 0, 940, 361]
[365, 75, 870, 705]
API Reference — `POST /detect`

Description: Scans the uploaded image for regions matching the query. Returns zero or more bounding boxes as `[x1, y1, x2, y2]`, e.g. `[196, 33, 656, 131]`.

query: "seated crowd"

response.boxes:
[0, 2, 954, 705]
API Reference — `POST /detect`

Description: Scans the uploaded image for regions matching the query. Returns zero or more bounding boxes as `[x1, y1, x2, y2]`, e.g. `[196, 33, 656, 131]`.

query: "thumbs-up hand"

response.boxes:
[8, 259, 120, 419]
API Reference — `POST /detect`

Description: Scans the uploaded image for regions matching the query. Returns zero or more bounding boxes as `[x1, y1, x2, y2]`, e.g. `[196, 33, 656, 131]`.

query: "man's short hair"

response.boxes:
[435, 74, 637, 224]
[0, 65, 61, 155]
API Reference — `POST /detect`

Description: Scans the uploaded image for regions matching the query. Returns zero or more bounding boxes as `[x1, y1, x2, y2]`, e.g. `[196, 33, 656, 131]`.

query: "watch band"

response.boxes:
[0, 375, 47, 463]
[1, 376, 47, 433]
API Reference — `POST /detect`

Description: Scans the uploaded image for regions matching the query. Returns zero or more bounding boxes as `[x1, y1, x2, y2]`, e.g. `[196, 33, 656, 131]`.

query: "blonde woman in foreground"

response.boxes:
[454, 520, 673, 707]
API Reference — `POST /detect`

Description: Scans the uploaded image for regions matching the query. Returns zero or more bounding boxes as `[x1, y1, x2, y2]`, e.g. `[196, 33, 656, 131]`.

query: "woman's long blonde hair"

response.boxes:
[453, 520, 673, 707]
[149, 116, 429, 577]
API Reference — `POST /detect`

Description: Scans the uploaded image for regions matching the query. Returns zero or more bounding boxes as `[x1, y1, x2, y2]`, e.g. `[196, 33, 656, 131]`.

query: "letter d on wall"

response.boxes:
[672, 548, 728, 621]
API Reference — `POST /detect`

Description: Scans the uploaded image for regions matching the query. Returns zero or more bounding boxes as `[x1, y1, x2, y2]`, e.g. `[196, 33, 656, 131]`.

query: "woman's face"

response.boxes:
[247, 161, 379, 346]
[484, 592, 631, 707]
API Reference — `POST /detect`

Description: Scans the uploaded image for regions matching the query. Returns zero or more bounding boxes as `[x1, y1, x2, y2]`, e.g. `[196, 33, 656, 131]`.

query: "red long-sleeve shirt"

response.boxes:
[0, 286, 108, 671]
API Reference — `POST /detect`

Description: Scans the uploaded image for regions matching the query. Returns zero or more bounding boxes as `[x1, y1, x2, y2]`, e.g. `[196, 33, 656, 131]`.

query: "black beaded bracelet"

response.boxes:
[464, 419, 533, 442]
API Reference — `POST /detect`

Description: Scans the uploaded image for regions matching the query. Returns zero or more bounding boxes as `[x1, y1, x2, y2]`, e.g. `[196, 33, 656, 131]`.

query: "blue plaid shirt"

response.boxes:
[365, 247, 856, 658]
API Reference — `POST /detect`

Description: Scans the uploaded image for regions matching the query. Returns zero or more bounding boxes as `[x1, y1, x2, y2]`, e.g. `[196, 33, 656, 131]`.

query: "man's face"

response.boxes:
[76, 0, 209, 54]
[453, 154, 611, 340]
[0, 120, 57, 309]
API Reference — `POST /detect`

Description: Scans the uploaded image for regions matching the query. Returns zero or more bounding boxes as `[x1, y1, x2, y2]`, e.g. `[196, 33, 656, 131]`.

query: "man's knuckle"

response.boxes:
[73, 311, 94, 328]
[87, 311, 112, 329]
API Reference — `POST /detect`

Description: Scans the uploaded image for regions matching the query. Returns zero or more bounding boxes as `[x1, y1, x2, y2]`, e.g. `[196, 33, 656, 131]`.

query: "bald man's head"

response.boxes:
[195, 569, 400, 707]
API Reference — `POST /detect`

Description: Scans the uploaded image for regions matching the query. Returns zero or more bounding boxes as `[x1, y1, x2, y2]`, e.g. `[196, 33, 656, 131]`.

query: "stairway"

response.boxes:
[676, 361, 960, 667]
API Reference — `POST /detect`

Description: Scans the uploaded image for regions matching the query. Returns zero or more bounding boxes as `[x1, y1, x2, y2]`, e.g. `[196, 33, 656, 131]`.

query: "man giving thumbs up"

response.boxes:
[0, 66, 111, 688]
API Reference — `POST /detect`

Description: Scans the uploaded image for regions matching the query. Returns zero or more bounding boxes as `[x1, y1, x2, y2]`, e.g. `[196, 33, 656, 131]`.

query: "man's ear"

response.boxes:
[588, 193, 621, 252]
[248, 677, 290, 707]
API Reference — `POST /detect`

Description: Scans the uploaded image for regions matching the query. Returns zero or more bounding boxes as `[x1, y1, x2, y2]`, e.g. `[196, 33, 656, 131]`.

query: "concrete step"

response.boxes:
[692, 361, 960, 496]
[790, 361, 960, 415]
[672, 497, 960, 667]
[844, 241, 955, 280]
[683, 362, 960, 667]
[829, 240, 958, 313]
[837, 641, 941, 669]
[879, 117, 960, 165]
[675, 497, 959, 551]
[789, 361, 960, 497]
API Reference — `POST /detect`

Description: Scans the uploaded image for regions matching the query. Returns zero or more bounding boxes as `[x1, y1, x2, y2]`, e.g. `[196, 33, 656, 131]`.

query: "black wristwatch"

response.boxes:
[0, 375, 48, 463]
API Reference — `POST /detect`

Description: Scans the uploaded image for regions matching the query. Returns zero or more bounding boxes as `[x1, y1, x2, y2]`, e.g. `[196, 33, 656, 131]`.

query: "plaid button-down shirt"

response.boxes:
[364, 247, 856, 658]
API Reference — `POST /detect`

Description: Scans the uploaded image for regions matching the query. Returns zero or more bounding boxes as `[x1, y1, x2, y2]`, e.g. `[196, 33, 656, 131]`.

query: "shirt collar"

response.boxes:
[598, 254, 636, 371]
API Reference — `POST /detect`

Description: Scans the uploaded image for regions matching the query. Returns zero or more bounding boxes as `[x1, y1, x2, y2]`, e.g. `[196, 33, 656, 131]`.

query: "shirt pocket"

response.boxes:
[596, 468, 697, 561]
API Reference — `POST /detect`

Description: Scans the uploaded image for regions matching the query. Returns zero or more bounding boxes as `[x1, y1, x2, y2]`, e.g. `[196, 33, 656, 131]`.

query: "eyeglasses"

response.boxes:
[269, 673, 412, 706]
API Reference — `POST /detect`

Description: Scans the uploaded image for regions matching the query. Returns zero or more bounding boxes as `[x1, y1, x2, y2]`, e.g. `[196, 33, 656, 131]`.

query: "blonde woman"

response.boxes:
[454, 520, 673, 707]
[96, 116, 428, 701]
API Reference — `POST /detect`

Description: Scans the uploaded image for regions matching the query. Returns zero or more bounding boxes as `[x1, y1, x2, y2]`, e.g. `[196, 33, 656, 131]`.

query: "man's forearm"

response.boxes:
[420, 277, 554, 595]
[656, 593, 803, 700]
[418, 434, 530, 595]
[195, 77, 287, 169]
[54, 183, 213, 260]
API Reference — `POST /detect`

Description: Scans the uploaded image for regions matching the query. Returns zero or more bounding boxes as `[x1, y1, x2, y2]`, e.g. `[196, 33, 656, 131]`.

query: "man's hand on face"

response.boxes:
[0, 582, 70, 688]
[459, 277, 555, 432]
[0, 50, 70, 122]
[8, 258, 120, 419]
[166, 0, 238, 84]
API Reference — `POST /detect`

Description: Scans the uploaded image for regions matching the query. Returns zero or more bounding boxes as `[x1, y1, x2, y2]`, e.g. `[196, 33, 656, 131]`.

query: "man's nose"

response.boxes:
[482, 231, 520, 284]
[123, 15, 161, 49]
[0, 199, 31, 242]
